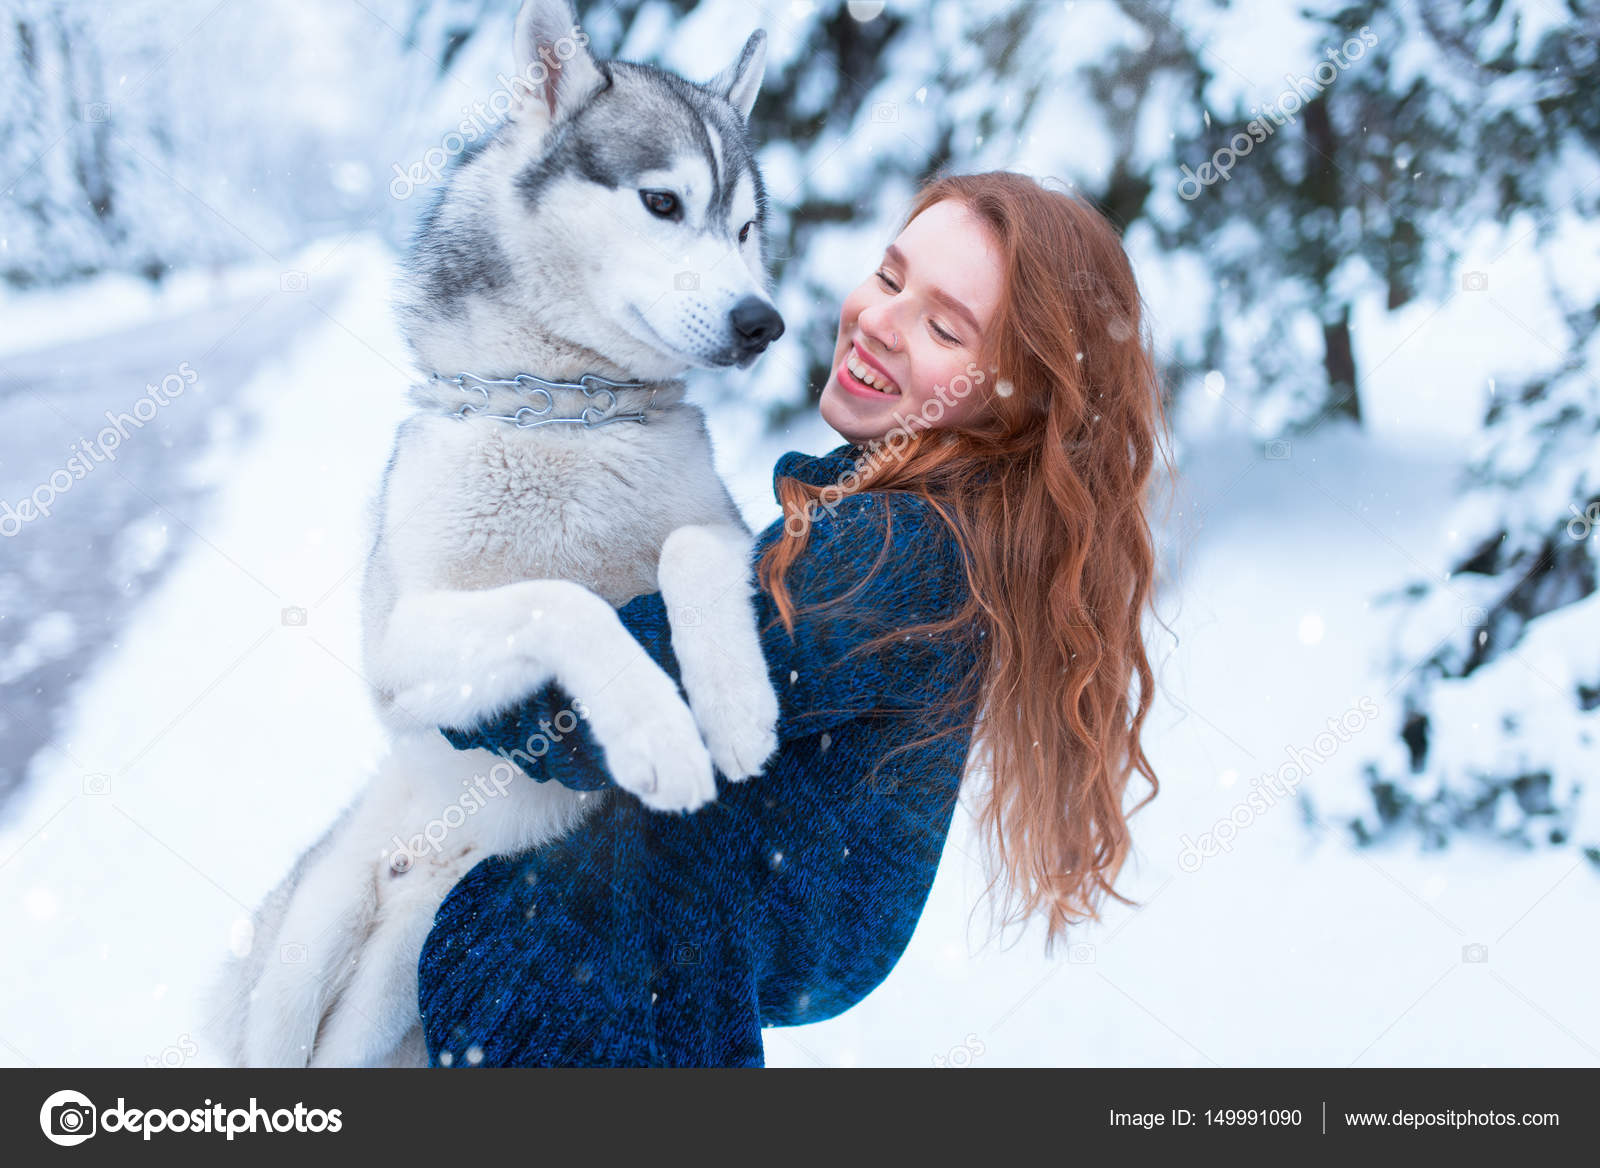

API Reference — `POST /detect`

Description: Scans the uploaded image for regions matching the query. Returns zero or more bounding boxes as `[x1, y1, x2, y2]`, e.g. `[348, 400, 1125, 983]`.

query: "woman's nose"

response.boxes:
[858, 303, 899, 352]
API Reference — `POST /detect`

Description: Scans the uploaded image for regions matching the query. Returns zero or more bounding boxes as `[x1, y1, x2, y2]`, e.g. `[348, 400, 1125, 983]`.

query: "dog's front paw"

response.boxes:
[695, 672, 779, 783]
[656, 524, 779, 784]
[598, 696, 718, 813]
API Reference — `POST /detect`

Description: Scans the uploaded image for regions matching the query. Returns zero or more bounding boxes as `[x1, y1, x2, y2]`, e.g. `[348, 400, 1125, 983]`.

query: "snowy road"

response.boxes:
[0, 281, 346, 809]
[0, 241, 420, 1066]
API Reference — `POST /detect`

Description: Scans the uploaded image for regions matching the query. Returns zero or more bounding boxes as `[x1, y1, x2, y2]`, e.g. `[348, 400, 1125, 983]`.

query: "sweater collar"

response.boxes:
[772, 443, 863, 498]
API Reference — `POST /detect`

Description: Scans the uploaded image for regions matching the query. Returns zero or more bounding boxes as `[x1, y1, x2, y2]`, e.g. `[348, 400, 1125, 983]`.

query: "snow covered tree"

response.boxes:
[1305, 1, 1600, 862]
[1334, 298, 1600, 863]
[0, 0, 436, 286]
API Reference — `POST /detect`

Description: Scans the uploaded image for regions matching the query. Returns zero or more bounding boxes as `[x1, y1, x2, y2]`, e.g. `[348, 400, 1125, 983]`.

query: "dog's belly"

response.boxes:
[371, 729, 599, 868]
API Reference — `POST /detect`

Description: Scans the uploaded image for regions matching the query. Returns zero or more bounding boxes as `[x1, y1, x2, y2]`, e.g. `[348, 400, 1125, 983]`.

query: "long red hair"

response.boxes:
[758, 171, 1174, 954]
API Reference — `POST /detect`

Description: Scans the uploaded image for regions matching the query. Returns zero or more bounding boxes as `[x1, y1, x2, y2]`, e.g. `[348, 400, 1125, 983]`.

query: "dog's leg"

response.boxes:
[657, 524, 779, 781]
[308, 861, 458, 1068]
[243, 838, 378, 1067]
[373, 579, 717, 811]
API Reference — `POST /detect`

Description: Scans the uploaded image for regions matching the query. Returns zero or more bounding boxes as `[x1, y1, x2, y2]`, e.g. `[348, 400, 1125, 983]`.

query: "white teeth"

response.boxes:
[846, 351, 898, 394]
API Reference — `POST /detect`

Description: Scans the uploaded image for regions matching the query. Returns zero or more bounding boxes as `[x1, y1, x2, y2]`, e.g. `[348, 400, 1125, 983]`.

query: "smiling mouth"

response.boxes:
[842, 347, 900, 395]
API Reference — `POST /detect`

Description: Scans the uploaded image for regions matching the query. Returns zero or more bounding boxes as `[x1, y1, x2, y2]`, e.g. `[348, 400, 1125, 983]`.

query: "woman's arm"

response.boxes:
[441, 679, 616, 790]
[442, 489, 973, 790]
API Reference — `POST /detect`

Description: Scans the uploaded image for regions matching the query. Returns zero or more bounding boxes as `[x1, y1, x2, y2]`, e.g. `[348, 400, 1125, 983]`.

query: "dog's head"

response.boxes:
[401, 0, 784, 380]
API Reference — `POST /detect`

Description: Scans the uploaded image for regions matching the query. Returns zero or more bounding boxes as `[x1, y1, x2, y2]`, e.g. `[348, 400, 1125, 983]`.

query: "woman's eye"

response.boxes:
[640, 190, 681, 219]
[739, 220, 754, 243]
[931, 321, 960, 344]
[875, 269, 898, 291]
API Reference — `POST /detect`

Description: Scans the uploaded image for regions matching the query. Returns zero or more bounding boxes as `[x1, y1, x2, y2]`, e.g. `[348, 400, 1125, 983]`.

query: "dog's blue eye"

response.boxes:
[641, 190, 680, 219]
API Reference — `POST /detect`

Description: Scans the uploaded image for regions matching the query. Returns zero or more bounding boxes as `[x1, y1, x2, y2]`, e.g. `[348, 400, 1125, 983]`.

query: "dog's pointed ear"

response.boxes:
[709, 29, 767, 122]
[512, 0, 605, 123]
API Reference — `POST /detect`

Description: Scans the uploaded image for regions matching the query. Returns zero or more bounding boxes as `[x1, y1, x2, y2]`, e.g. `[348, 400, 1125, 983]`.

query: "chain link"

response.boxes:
[434, 372, 659, 428]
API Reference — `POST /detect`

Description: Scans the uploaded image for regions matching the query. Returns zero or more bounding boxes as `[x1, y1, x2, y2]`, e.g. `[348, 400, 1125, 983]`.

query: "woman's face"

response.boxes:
[819, 198, 1005, 445]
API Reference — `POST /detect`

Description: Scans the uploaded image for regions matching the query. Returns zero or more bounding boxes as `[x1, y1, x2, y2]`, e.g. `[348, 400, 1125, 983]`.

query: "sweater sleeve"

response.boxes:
[440, 489, 973, 791]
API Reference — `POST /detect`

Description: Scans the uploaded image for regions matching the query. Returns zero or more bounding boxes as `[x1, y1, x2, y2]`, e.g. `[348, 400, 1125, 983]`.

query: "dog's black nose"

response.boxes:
[729, 297, 785, 355]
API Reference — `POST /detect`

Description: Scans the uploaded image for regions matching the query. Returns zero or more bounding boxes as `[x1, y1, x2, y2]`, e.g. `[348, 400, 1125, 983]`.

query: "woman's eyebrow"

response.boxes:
[884, 243, 983, 338]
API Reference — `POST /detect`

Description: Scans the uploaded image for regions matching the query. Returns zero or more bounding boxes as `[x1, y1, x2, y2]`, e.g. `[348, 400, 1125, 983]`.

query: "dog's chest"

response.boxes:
[387, 415, 731, 606]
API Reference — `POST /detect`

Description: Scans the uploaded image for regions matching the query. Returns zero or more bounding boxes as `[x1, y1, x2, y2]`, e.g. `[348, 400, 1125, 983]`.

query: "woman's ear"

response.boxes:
[707, 29, 768, 123]
[511, 0, 606, 124]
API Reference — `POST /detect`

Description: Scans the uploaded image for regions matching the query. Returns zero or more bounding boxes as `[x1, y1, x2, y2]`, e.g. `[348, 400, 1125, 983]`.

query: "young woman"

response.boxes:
[417, 170, 1172, 1067]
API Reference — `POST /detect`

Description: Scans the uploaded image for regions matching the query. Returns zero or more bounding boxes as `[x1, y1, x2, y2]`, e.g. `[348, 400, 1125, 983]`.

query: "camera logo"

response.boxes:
[40, 1089, 97, 1146]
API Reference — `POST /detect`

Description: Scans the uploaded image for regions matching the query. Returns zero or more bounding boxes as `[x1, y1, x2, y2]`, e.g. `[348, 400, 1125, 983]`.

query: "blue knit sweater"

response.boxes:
[417, 443, 982, 1067]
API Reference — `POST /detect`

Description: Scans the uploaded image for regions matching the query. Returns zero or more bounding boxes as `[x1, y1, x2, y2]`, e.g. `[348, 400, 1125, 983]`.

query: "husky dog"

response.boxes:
[209, 0, 784, 1068]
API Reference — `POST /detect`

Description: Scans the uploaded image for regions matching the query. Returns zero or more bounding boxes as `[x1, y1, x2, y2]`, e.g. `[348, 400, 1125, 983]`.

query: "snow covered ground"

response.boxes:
[0, 238, 1594, 1068]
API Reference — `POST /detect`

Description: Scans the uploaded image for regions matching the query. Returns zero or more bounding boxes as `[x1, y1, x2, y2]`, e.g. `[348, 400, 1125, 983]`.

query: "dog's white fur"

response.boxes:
[205, 0, 781, 1067]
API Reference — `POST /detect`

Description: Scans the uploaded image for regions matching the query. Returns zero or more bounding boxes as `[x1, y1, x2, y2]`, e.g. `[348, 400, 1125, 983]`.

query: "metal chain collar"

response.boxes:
[432, 371, 661, 429]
